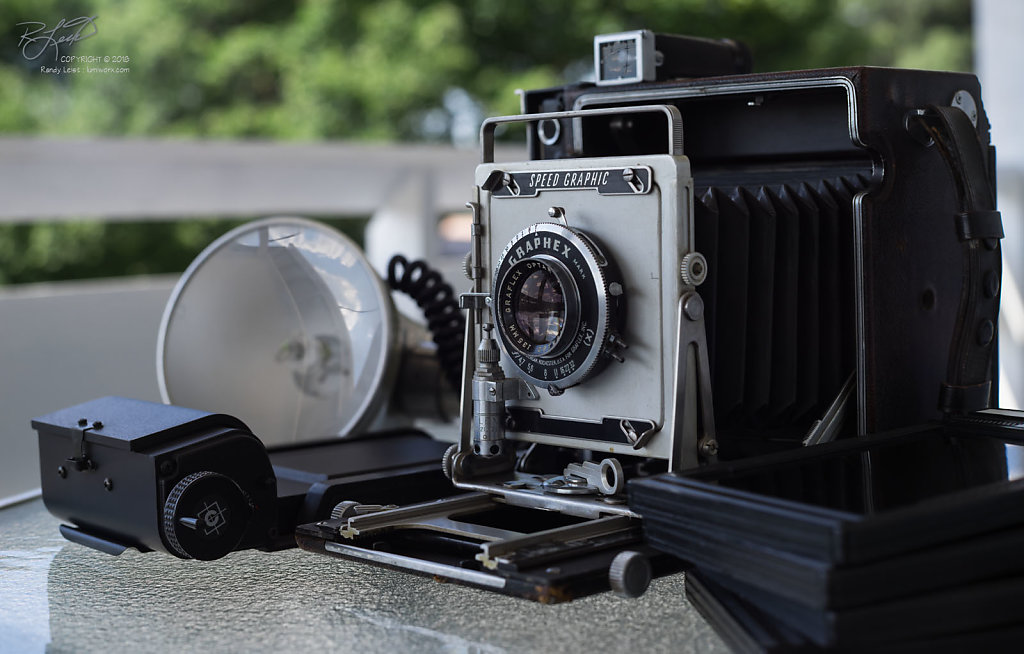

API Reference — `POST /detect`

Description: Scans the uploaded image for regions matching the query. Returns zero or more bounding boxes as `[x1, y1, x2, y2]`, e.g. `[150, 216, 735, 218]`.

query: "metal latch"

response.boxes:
[68, 417, 101, 471]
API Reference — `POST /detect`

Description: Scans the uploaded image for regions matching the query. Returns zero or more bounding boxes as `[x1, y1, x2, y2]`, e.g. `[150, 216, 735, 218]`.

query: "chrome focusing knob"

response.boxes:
[609, 550, 653, 598]
[680, 252, 708, 287]
[442, 444, 459, 480]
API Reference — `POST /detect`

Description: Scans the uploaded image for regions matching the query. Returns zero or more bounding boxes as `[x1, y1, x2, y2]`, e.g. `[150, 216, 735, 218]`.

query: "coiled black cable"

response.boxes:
[386, 255, 465, 390]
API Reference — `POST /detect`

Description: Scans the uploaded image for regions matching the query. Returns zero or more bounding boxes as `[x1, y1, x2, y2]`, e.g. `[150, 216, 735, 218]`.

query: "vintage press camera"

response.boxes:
[298, 29, 1002, 602]
[296, 103, 693, 597]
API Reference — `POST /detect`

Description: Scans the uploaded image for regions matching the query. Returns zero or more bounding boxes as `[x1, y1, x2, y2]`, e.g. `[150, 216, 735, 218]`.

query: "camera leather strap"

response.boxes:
[916, 105, 1003, 414]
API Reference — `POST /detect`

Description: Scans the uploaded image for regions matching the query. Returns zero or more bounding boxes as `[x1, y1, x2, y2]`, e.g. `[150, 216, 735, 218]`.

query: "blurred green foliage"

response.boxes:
[0, 0, 971, 283]
[0, 218, 367, 284]
[1, 0, 973, 139]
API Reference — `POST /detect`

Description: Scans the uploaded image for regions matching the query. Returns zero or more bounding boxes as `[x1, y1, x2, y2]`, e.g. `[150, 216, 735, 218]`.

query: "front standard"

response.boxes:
[296, 105, 701, 601]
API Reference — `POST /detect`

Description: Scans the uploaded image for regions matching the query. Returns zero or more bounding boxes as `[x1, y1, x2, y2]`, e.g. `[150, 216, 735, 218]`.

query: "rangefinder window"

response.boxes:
[594, 30, 654, 86]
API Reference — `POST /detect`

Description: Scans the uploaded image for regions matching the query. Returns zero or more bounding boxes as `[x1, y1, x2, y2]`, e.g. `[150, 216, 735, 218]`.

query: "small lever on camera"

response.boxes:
[564, 459, 625, 495]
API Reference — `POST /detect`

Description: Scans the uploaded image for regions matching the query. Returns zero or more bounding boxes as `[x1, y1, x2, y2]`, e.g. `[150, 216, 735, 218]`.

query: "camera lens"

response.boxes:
[501, 257, 578, 359]
[492, 223, 624, 391]
[513, 265, 566, 354]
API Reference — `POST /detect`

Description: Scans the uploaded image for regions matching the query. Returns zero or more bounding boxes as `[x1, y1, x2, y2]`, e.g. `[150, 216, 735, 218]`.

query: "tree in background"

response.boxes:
[0, 0, 972, 283]
[1, 0, 973, 140]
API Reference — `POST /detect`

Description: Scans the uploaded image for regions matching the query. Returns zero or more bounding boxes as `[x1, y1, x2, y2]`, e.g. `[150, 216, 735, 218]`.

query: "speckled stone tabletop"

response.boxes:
[0, 498, 728, 653]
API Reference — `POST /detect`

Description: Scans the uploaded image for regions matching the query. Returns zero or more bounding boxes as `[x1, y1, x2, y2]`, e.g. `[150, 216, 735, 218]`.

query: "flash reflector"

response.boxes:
[157, 217, 398, 446]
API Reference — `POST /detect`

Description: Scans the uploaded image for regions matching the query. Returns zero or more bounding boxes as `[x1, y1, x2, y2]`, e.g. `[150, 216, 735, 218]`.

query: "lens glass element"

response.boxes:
[513, 266, 565, 354]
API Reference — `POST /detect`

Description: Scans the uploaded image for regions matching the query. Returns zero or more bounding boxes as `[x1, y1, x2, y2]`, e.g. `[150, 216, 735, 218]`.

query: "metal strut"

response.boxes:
[669, 291, 718, 470]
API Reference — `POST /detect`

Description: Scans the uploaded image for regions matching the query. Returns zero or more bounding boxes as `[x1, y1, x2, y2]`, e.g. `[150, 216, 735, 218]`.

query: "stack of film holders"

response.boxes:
[631, 410, 1024, 651]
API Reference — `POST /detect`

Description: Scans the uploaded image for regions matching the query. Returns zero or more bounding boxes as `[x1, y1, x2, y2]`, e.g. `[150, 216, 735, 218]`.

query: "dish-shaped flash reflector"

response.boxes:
[157, 217, 398, 445]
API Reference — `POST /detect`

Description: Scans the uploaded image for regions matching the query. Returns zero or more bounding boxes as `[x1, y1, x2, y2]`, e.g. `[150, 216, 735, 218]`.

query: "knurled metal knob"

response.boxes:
[330, 501, 363, 521]
[162, 471, 250, 560]
[442, 444, 459, 480]
[477, 338, 501, 363]
[680, 252, 708, 287]
[609, 550, 652, 598]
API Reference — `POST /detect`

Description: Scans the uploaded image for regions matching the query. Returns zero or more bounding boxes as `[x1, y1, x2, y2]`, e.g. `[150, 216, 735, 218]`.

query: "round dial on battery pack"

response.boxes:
[162, 471, 251, 560]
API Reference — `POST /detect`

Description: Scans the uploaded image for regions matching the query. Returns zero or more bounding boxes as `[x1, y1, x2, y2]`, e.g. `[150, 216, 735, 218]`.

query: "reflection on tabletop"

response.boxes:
[0, 499, 725, 653]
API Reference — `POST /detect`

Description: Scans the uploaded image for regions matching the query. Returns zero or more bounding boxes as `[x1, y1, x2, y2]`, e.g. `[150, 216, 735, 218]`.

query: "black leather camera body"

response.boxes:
[521, 31, 1001, 455]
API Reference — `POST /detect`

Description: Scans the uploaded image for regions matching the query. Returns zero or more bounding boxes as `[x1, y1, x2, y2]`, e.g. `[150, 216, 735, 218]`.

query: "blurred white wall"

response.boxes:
[976, 0, 1024, 409]
[0, 278, 173, 506]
